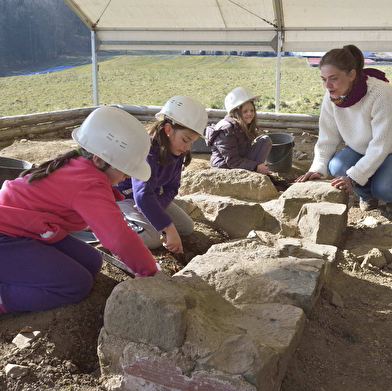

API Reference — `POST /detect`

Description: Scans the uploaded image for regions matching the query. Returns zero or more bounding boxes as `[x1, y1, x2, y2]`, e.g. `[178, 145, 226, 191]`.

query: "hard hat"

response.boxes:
[224, 87, 260, 113]
[155, 95, 208, 137]
[72, 106, 151, 181]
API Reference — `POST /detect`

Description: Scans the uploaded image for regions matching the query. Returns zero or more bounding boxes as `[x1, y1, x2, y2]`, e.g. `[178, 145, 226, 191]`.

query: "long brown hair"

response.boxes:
[230, 100, 258, 140]
[147, 119, 192, 167]
[20, 148, 110, 183]
[319, 44, 364, 82]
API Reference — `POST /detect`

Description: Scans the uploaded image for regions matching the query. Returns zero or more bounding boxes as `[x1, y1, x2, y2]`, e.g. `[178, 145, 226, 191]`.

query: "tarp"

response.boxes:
[64, 0, 392, 52]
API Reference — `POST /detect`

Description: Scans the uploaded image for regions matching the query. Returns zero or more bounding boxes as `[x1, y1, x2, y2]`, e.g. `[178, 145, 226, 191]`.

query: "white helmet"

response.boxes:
[224, 87, 260, 113]
[155, 95, 208, 137]
[72, 106, 151, 181]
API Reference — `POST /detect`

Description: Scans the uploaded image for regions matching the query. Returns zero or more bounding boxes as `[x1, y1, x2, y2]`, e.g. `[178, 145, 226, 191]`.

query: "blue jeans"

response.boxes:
[328, 146, 392, 202]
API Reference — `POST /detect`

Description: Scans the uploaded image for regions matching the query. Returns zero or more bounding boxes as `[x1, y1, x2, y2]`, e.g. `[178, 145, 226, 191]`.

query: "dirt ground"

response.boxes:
[0, 131, 392, 391]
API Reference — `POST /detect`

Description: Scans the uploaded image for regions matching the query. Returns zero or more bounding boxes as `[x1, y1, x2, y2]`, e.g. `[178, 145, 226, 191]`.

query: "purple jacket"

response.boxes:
[116, 144, 183, 231]
[205, 116, 259, 171]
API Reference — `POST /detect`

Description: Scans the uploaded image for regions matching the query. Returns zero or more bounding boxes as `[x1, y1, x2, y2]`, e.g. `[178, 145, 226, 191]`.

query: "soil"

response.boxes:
[0, 131, 391, 391]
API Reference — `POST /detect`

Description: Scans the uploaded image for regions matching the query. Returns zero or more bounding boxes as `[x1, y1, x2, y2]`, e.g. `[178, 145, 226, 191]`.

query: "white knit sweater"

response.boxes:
[310, 77, 392, 186]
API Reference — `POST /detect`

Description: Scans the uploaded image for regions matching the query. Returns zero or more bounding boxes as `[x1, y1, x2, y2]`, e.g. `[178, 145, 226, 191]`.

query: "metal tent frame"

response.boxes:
[64, 0, 392, 111]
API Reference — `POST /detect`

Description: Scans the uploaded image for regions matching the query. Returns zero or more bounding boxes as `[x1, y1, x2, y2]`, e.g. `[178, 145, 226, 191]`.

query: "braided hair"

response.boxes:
[20, 147, 110, 183]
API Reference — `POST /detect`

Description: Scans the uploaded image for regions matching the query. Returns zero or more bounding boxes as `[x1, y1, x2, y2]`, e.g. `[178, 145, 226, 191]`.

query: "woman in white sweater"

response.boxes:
[296, 44, 392, 212]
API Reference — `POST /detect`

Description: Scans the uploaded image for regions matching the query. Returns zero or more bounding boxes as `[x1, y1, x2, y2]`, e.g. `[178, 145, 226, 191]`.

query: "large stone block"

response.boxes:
[103, 279, 188, 352]
[279, 180, 348, 218]
[177, 242, 326, 315]
[99, 277, 305, 391]
[297, 202, 347, 247]
[179, 168, 279, 202]
[176, 194, 280, 238]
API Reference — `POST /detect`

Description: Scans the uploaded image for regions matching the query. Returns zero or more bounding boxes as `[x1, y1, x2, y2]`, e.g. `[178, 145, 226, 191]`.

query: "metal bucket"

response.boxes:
[0, 157, 33, 187]
[267, 133, 295, 173]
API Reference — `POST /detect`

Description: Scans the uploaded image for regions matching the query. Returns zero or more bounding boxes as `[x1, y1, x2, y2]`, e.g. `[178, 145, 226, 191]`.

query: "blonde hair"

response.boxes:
[229, 101, 258, 140]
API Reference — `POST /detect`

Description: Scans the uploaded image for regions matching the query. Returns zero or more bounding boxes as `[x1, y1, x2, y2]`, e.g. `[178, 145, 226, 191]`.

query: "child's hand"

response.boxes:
[162, 223, 183, 253]
[256, 163, 270, 175]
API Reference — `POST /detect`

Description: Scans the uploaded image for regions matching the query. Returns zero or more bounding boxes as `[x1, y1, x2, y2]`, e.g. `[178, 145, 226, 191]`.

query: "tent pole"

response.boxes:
[275, 31, 282, 113]
[91, 30, 100, 106]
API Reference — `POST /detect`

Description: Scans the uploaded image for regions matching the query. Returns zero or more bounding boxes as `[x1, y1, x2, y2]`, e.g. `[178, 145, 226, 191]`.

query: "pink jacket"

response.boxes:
[0, 157, 156, 277]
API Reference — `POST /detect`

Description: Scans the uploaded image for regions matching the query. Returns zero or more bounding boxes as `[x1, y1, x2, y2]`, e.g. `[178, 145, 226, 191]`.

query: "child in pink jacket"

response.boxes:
[0, 107, 157, 314]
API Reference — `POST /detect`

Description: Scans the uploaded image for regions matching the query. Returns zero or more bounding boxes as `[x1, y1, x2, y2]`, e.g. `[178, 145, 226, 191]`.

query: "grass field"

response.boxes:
[1, 54, 391, 117]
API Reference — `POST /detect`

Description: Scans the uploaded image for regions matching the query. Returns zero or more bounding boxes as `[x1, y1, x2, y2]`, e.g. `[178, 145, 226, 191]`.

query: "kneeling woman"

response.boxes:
[296, 45, 392, 212]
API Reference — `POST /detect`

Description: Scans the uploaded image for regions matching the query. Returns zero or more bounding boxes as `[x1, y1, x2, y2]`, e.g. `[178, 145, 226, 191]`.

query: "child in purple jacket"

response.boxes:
[116, 95, 208, 254]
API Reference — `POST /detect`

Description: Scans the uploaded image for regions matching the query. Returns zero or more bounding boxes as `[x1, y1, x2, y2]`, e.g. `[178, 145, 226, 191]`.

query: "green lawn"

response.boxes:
[1, 54, 391, 117]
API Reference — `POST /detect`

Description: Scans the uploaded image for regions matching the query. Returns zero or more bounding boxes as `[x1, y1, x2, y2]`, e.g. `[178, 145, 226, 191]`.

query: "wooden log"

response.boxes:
[0, 105, 320, 143]
[0, 105, 160, 130]
[0, 107, 97, 129]
[117, 104, 161, 116]
[206, 108, 319, 123]
[257, 120, 318, 130]
[0, 118, 84, 141]
[0, 105, 319, 130]
[206, 117, 319, 130]
[130, 115, 156, 122]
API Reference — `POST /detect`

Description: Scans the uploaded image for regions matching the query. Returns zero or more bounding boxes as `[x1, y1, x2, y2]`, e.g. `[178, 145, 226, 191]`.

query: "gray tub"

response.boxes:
[0, 157, 33, 187]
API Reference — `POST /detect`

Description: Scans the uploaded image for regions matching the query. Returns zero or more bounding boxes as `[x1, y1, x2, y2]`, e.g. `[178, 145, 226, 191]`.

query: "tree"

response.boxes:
[0, 0, 90, 74]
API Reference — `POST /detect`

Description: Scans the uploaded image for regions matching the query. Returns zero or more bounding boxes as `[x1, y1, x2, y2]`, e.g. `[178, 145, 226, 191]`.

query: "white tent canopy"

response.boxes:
[64, 0, 392, 107]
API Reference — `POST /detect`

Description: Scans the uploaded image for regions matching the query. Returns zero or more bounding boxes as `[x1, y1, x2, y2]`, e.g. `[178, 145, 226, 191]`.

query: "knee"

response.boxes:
[328, 157, 347, 177]
[139, 231, 163, 250]
[265, 135, 273, 148]
[66, 271, 94, 303]
[257, 135, 273, 150]
[89, 251, 103, 277]
[180, 219, 194, 237]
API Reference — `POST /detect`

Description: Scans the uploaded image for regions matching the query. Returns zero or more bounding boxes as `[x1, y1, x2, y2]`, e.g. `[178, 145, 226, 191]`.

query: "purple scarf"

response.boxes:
[333, 68, 389, 108]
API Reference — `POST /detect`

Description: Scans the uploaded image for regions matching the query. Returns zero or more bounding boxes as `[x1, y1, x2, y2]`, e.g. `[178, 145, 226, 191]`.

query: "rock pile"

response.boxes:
[97, 168, 389, 391]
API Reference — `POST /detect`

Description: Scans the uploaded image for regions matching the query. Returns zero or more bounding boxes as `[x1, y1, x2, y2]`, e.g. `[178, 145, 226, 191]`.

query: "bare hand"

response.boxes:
[162, 223, 183, 254]
[295, 171, 322, 182]
[256, 162, 270, 175]
[330, 176, 353, 193]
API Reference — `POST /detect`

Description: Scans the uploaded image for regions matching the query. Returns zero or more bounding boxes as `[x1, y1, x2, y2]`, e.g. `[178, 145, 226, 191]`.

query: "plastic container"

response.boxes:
[267, 133, 294, 173]
[0, 157, 33, 187]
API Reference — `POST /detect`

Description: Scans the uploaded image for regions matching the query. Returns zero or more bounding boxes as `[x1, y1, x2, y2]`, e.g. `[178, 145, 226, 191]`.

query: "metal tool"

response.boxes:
[69, 230, 135, 277]
[96, 248, 135, 278]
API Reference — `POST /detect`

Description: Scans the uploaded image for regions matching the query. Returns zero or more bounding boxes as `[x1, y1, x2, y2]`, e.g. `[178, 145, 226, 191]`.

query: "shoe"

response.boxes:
[359, 197, 379, 212]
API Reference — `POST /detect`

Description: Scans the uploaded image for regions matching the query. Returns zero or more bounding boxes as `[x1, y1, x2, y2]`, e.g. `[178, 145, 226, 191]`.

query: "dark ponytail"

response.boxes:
[319, 44, 364, 80]
[20, 148, 103, 183]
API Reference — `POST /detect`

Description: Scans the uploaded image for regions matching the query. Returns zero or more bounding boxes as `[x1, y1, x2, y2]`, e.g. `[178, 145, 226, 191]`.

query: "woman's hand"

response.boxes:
[330, 176, 353, 193]
[295, 171, 322, 182]
[256, 162, 270, 175]
[162, 223, 183, 254]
